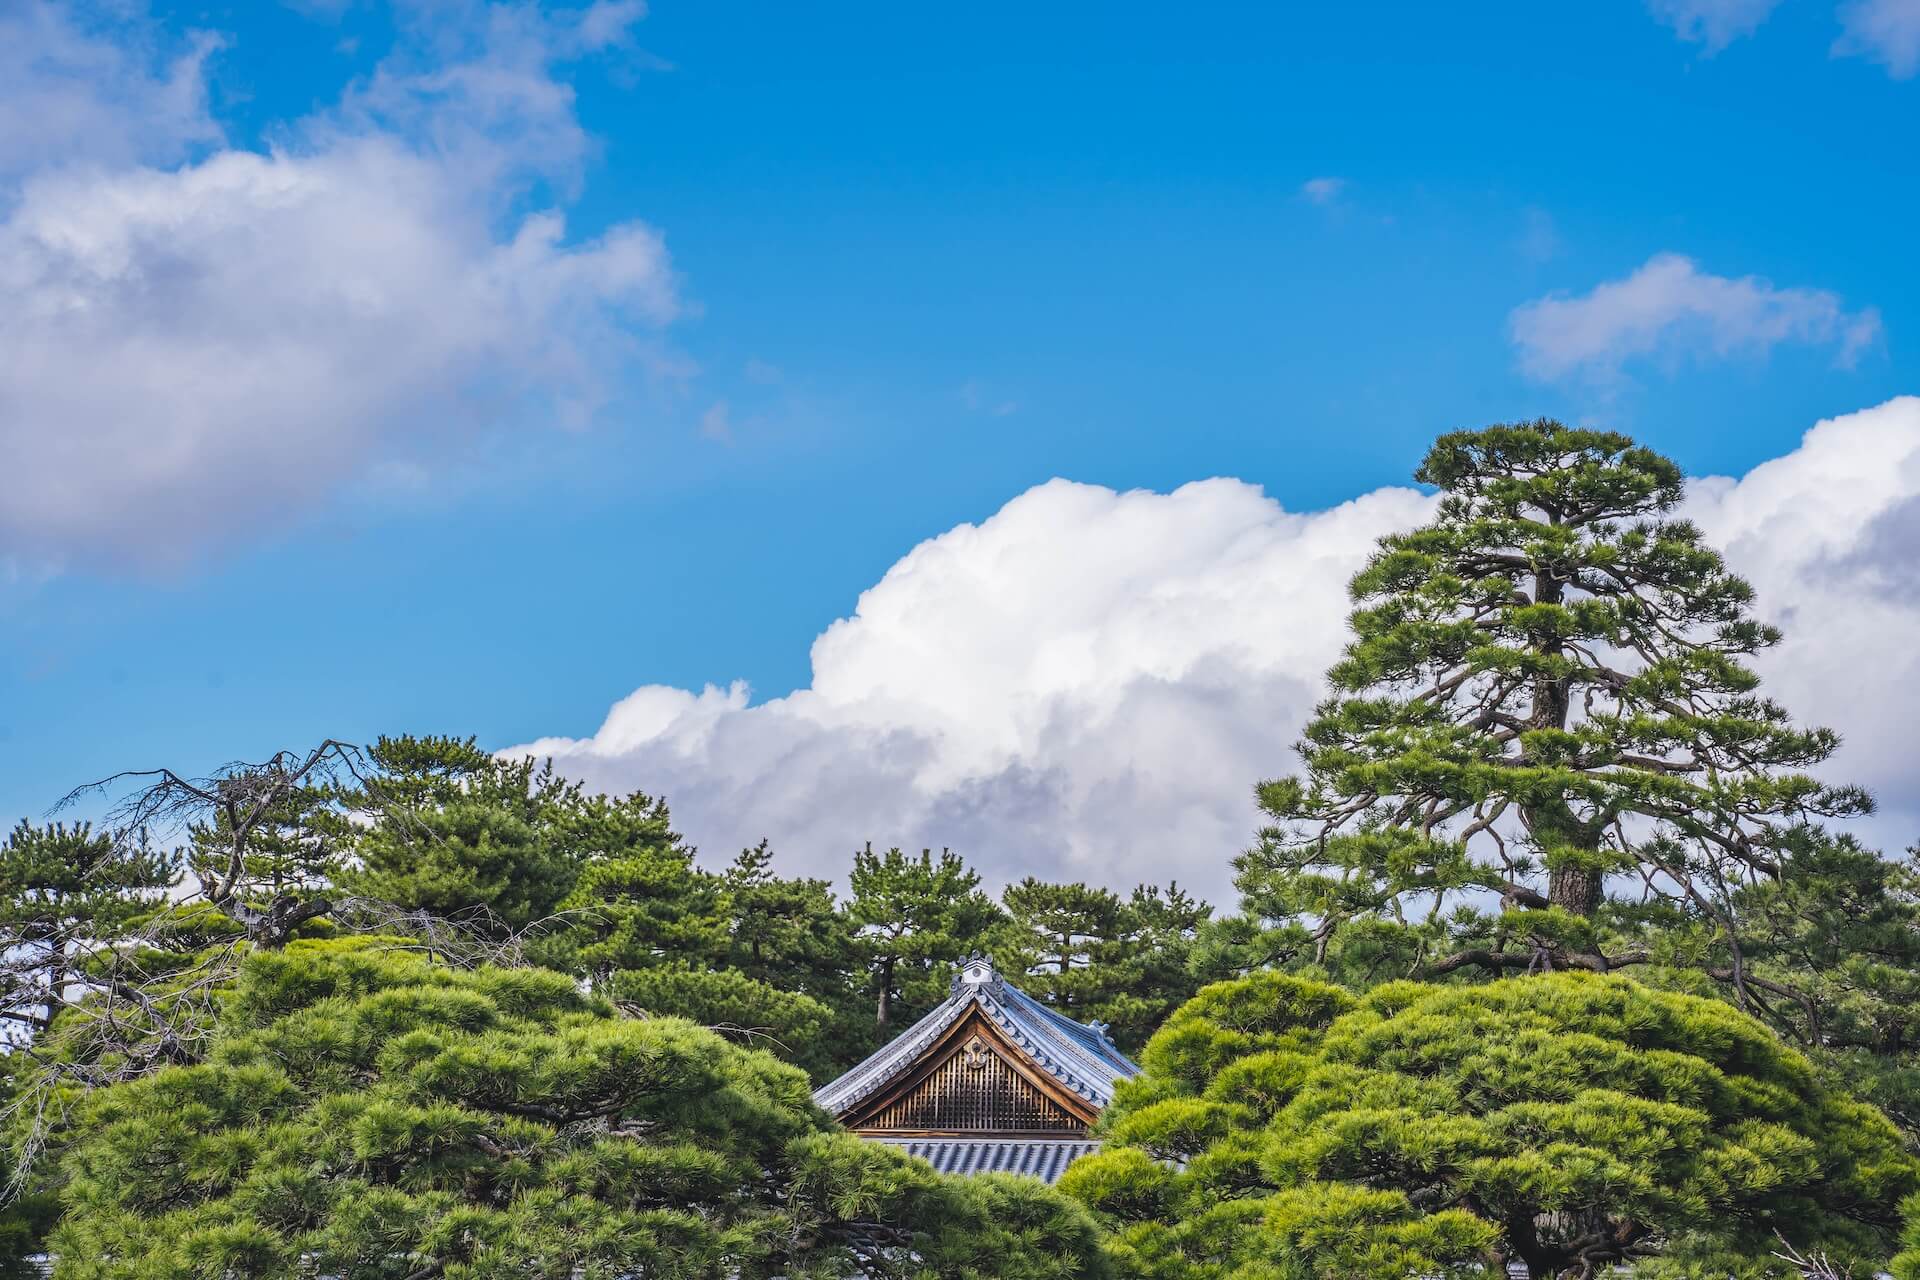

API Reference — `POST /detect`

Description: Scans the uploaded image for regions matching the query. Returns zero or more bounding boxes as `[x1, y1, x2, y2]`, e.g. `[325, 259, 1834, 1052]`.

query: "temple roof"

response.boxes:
[872, 1137, 1102, 1183]
[813, 954, 1140, 1120]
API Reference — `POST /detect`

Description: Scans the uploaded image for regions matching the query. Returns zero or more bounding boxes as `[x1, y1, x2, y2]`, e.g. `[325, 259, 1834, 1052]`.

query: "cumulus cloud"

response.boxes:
[1682, 397, 1920, 845]
[1645, 0, 1783, 51]
[1510, 253, 1881, 383]
[0, 0, 677, 572]
[509, 478, 1436, 899]
[1833, 0, 1920, 76]
[509, 399, 1920, 901]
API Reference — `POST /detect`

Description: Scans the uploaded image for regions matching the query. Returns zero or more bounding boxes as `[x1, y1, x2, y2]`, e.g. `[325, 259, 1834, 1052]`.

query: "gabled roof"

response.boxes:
[813, 955, 1139, 1120]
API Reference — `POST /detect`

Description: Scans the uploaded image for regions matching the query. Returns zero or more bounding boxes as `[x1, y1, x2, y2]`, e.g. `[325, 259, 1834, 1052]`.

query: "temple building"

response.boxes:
[813, 954, 1139, 1184]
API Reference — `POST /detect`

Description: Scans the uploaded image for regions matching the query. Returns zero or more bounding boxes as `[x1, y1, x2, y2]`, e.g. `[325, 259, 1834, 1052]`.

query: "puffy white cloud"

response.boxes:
[1683, 396, 1920, 848]
[510, 478, 1437, 899]
[0, 1, 677, 571]
[1833, 0, 1920, 77]
[1645, 0, 1783, 51]
[511, 399, 1920, 900]
[1510, 253, 1880, 383]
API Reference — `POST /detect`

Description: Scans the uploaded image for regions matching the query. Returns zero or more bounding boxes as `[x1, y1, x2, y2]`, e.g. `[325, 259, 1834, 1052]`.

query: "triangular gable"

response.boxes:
[839, 1006, 1099, 1134]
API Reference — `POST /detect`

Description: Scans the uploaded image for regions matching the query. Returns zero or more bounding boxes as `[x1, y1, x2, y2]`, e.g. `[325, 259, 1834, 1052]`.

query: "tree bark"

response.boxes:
[1548, 864, 1603, 916]
[1528, 561, 1605, 919]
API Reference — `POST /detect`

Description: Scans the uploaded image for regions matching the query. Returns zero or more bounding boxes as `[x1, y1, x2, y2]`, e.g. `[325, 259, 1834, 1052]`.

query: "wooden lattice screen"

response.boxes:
[854, 1033, 1087, 1133]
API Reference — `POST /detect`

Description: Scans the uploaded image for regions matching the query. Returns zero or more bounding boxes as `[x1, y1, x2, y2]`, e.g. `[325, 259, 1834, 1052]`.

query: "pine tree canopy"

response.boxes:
[1, 821, 177, 1042]
[40, 940, 1109, 1280]
[992, 879, 1211, 1054]
[1229, 419, 1869, 982]
[847, 846, 1003, 1038]
[1897, 1194, 1920, 1280]
[343, 735, 688, 935]
[1061, 970, 1917, 1280]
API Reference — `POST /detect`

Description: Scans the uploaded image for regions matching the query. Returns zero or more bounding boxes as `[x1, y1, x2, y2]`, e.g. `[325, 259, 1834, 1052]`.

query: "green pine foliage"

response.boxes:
[722, 840, 859, 1006]
[1628, 829, 1920, 1136]
[847, 846, 1003, 1039]
[1062, 970, 1917, 1279]
[341, 736, 683, 934]
[993, 879, 1211, 1054]
[0, 1053, 56, 1278]
[544, 842, 728, 979]
[605, 966, 840, 1079]
[1, 821, 177, 1041]
[1895, 1194, 1920, 1280]
[43, 940, 1108, 1280]
[1223, 420, 1867, 987]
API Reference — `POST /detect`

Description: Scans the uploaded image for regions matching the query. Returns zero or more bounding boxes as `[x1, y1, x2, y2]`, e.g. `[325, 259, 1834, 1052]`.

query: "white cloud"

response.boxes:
[0, 3, 222, 184]
[509, 477, 1438, 899]
[1682, 397, 1920, 851]
[1646, 0, 1783, 51]
[1300, 176, 1346, 205]
[1834, 0, 1920, 77]
[509, 399, 1920, 900]
[0, 1, 677, 571]
[1510, 253, 1880, 382]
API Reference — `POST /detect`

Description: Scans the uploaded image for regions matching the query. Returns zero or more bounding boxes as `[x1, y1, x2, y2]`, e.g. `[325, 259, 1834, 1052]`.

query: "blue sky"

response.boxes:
[3, 0, 1918, 889]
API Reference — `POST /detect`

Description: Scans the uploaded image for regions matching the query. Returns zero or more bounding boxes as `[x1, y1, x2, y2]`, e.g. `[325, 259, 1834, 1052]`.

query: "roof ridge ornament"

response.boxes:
[953, 951, 999, 993]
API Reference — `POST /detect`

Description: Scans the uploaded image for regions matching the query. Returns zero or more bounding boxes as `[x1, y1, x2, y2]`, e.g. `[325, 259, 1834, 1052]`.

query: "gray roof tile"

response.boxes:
[875, 1137, 1103, 1184]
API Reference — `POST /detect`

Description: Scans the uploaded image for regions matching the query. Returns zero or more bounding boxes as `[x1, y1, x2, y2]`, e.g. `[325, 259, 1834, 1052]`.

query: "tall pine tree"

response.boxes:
[1230, 421, 1866, 987]
[846, 845, 1001, 1037]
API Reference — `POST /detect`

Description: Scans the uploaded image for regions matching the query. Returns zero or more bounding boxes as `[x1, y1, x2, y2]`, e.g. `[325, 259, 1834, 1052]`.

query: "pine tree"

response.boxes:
[41, 941, 1110, 1279]
[342, 736, 677, 933]
[1895, 1194, 1920, 1280]
[1097, 884, 1211, 1052]
[846, 846, 1002, 1037]
[0, 1054, 56, 1278]
[0, 821, 177, 1043]
[1063, 971, 1918, 1279]
[995, 880, 1211, 1053]
[546, 845, 726, 983]
[64, 740, 377, 948]
[999, 878, 1128, 1011]
[722, 840, 857, 1008]
[605, 966, 840, 1078]
[1229, 420, 1866, 983]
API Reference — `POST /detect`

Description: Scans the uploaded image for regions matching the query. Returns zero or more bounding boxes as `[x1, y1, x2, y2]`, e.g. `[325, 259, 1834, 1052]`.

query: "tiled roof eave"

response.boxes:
[872, 1136, 1104, 1184]
[812, 969, 1141, 1119]
[979, 994, 1099, 1102]
[811, 995, 976, 1114]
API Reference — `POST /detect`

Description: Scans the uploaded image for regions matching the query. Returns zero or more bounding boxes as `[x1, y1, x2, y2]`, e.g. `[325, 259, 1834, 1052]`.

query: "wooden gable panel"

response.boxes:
[842, 1009, 1095, 1135]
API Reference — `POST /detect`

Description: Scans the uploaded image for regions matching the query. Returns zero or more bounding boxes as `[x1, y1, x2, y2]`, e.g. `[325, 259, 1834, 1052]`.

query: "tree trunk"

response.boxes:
[874, 957, 894, 1033]
[222, 892, 332, 949]
[1505, 1211, 1560, 1280]
[1548, 863, 1603, 917]
[1528, 562, 1603, 920]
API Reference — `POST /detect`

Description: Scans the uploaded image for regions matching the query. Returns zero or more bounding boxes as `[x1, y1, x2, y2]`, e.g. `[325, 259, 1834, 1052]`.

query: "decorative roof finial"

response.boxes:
[954, 952, 998, 992]
[1088, 1019, 1112, 1042]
